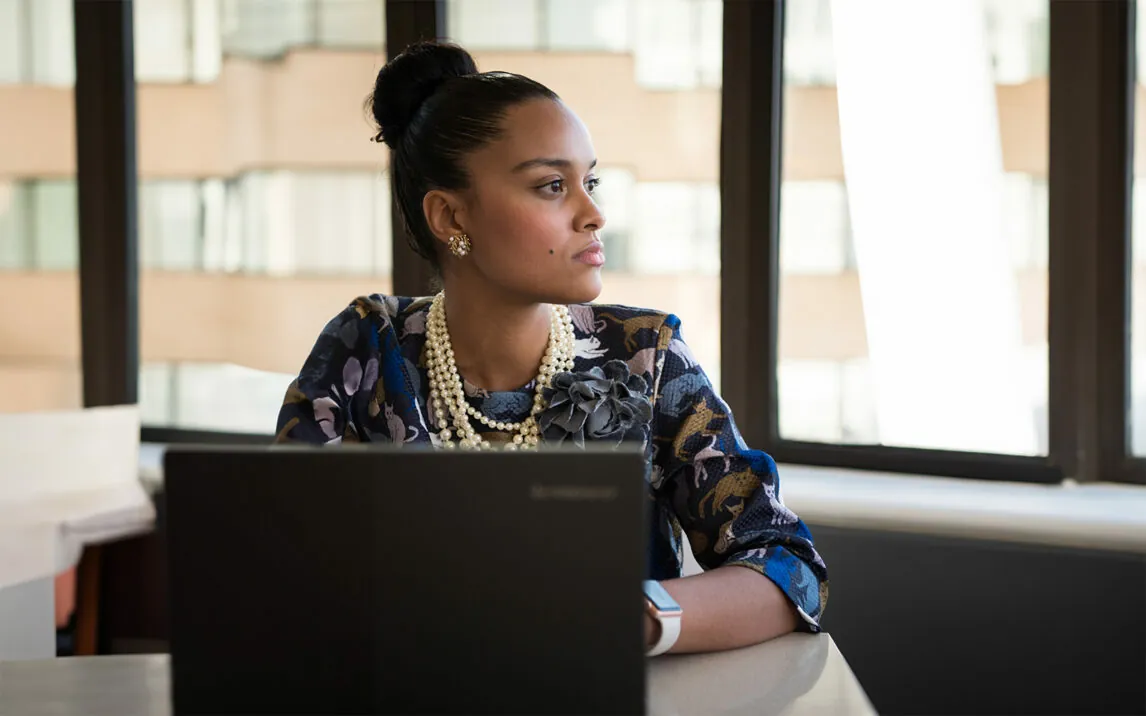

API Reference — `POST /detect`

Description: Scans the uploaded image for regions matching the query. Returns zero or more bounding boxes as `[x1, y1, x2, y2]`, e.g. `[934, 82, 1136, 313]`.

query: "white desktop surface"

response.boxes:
[0, 633, 873, 715]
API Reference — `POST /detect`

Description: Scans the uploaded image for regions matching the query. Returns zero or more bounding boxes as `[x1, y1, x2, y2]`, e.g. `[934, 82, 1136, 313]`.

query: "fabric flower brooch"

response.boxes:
[536, 360, 653, 447]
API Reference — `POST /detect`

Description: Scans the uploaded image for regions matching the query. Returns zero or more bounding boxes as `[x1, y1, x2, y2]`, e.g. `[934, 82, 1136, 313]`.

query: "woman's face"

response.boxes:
[450, 98, 607, 306]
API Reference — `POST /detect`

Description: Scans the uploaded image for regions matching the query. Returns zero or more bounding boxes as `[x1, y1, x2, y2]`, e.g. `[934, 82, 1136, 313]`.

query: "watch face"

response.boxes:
[643, 580, 682, 614]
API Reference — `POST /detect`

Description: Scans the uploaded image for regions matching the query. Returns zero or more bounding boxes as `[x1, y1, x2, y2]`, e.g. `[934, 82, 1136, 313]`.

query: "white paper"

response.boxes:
[0, 404, 141, 504]
[0, 405, 155, 590]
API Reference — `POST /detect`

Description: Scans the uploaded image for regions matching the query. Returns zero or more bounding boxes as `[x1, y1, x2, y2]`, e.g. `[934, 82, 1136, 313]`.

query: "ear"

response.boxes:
[423, 189, 467, 247]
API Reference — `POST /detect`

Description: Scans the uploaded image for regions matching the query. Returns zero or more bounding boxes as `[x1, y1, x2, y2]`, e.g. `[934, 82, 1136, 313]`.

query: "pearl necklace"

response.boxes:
[425, 291, 576, 450]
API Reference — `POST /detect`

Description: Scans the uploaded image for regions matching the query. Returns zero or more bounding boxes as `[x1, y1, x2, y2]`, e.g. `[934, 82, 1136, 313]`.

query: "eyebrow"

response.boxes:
[511, 158, 598, 173]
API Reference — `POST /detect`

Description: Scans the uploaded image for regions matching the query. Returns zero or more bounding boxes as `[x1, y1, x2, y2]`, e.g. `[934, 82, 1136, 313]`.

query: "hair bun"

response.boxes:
[370, 41, 478, 148]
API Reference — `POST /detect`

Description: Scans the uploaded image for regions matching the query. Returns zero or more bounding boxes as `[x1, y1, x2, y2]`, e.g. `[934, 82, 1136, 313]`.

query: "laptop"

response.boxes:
[163, 444, 649, 715]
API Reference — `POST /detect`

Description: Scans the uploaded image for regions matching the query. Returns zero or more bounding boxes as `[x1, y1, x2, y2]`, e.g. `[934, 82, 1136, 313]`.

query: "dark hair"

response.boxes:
[368, 41, 560, 271]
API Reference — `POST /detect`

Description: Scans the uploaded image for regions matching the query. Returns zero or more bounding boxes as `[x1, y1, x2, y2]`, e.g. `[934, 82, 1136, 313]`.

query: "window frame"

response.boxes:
[74, 0, 139, 411]
[720, 0, 1141, 485]
[75, 0, 440, 444]
[74, 0, 1145, 484]
[1045, 0, 1141, 485]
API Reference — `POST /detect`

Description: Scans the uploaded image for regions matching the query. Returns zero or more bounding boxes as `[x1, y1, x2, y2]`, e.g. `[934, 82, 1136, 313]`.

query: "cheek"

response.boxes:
[479, 196, 566, 259]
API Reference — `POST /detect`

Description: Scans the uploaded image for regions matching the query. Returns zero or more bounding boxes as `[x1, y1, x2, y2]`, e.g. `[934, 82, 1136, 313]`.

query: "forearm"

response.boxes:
[652, 565, 799, 654]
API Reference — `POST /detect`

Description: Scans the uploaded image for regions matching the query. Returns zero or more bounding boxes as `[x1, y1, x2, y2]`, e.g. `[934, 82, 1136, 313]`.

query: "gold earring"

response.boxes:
[447, 233, 471, 258]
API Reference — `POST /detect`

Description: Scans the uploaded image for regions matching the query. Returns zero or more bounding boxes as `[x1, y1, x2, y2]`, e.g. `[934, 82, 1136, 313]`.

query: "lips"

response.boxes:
[574, 241, 606, 267]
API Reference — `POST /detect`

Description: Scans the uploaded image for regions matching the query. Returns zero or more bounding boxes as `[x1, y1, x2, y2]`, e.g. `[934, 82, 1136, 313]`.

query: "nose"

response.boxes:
[575, 189, 606, 234]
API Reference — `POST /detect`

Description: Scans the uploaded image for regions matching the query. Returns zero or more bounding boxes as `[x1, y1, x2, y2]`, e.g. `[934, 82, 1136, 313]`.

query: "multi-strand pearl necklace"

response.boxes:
[425, 291, 576, 450]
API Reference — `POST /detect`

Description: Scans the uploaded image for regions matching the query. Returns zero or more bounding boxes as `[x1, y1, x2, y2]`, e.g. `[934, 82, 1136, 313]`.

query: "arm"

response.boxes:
[647, 316, 829, 654]
[645, 566, 799, 653]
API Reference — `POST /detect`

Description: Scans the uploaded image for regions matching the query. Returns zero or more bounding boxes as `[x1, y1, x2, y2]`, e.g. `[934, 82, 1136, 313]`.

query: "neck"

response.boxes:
[440, 283, 551, 392]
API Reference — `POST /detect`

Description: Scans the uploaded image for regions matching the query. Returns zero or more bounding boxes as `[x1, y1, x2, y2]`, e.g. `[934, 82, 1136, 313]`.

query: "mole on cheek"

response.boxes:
[549, 250, 554, 255]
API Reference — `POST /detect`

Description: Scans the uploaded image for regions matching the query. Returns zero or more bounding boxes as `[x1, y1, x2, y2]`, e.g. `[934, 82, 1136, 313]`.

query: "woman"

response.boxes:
[276, 41, 827, 656]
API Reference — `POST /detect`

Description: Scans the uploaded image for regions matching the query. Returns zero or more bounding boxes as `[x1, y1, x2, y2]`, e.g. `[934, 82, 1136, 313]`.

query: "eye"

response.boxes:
[585, 177, 602, 195]
[539, 179, 566, 195]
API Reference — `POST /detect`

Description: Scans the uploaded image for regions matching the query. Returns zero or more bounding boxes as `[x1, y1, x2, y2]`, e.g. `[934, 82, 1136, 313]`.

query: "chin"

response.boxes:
[564, 274, 604, 305]
[538, 274, 602, 306]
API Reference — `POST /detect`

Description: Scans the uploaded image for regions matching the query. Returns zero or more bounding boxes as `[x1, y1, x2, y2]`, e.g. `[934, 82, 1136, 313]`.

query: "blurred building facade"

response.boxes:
[3, 0, 1128, 454]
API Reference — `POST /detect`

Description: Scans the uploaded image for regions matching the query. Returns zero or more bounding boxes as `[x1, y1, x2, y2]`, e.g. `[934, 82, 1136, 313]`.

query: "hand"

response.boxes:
[644, 610, 662, 650]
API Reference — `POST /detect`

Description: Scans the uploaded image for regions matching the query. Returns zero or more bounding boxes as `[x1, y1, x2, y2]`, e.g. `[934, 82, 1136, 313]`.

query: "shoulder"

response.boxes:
[338, 294, 431, 323]
[325, 294, 432, 337]
[305, 294, 428, 359]
[570, 302, 686, 382]
[572, 302, 680, 345]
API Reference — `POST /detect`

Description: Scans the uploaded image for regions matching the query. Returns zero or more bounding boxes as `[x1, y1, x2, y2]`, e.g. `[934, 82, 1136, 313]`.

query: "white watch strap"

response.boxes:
[646, 610, 681, 656]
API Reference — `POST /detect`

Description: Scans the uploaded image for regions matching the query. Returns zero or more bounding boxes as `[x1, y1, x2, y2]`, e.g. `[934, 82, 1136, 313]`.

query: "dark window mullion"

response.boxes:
[385, 0, 444, 298]
[1047, 0, 1136, 484]
[73, 0, 139, 408]
[720, 0, 783, 449]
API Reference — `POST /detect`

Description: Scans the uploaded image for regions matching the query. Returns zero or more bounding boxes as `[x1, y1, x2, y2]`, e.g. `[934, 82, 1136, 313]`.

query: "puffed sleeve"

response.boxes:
[650, 315, 829, 631]
[274, 297, 386, 446]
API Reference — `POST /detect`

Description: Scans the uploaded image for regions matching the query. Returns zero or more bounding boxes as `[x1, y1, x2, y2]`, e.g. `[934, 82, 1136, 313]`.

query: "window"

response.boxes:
[221, 0, 316, 59]
[0, 0, 81, 412]
[448, 0, 539, 50]
[218, 0, 385, 60]
[448, 0, 723, 387]
[544, 0, 631, 52]
[29, 0, 75, 85]
[134, 0, 222, 83]
[133, 0, 386, 84]
[631, 0, 721, 89]
[0, 0, 23, 83]
[0, 0, 75, 85]
[316, 0, 385, 49]
[135, 0, 391, 434]
[777, 0, 1049, 455]
[448, 0, 720, 89]
[28, 181, 79, 270]
[139, 181, 214, 271]
[53, 0, 1138, 482]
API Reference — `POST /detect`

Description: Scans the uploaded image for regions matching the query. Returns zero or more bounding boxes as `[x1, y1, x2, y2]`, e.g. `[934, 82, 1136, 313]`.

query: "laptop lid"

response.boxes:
[164, 445, 648, 715]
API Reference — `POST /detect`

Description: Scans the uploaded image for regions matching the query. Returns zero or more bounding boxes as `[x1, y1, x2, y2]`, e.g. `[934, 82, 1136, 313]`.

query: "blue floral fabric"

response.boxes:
[276, 295, 829, 630]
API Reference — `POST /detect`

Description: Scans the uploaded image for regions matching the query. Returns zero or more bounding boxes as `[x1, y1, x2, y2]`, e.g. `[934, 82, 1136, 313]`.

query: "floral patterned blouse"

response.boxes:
[275, 295, 829, 631]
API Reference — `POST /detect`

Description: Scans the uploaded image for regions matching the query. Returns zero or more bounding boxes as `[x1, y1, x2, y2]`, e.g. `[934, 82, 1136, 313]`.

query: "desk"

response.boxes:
[648, 633, 874, 715]
[0, 485, 155, 660]
[0, 633, 873, 715]
[0, 405, 152, 660]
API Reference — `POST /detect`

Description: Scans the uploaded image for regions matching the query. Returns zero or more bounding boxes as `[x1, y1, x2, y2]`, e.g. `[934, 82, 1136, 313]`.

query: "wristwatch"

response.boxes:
[643, 580, 682, 656]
